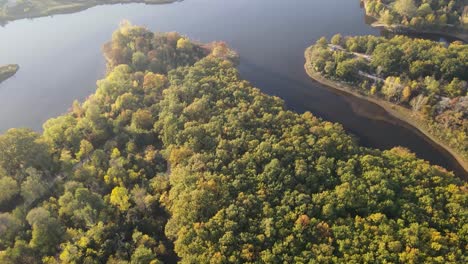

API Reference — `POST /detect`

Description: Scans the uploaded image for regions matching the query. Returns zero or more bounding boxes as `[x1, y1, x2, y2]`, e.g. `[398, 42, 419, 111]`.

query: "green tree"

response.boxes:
[131, 109, 154, 130]
[331, 34, 343, 46]
[371, 44, 404, 75]
[382, 76, 403, 101]
[26, 207, 63, 256]
[58, 185, 104, 228]
[76, 139, 93, 160]
[0, 176, 19, 205]
[0, 128, 52, 177]
[143, 72, 167, 93]
[20, 168, 48, 205]
[0, 213, 21, 248]
[316, 37, 328, 47]
[132, 51, 149, 72]
[445, 78, 467, 98]
[395, 0, 417, 17]
[176, 37, 193, 51]
[424, 76, 441, 95]
[131, 246, 158, 264]
[381, 10, 396, 25]
[336, 59, 358, 81]
[417, 3, 432, 16]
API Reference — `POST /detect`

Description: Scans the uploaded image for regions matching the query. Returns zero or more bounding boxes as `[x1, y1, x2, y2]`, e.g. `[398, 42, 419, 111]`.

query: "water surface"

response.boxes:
[0, 0, 466, 178]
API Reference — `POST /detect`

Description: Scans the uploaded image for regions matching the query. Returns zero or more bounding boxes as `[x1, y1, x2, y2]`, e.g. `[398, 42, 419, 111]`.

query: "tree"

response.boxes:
[176, 37, 193, 51]
[143, 72, 167, 93]
[395, 0, 417, 17]
[402, 86, 412, 102]
[0, 213, 21, 247]
[131, 186, 150, 212]
[131, 109, 154, 130]
[20, 168, 48, 205]
[371, 44, 404, 75]
[331, 34, 343, 46]
[382, 77, 403, 101]
[58, 186, 104, 228]
[410, 95, 428, 112]
[76, 139, 93, 160]
[0, 176, 19, 205]
[0, 239, 37, 263]
[316, 37, 328, 47]
[114, 93, 139, 112]
[381, 10, 396, 25]
[417, 3, 432, 17]
[1, 25, 467, 263]
[324, 61, 336, 75]
[441, 58, 465, 80]
[26, 207, 63, 255]
[409, 60, 432, 78]
[336, 59, 359, 81]
[132, 51, 149, 71]
[424, 76, 441, 95]
[438, 14, 448, 25]
[365, 1, 377, 15]
[131, 246, 158, 264]
[0, 128, 52, 177]
[110, 187, 131, 211]
[445, 78, 467, 98]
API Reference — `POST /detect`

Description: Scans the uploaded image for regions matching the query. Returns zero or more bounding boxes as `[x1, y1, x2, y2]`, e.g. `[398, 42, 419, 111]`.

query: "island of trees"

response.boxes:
[0, 0, 177, 24]
[0, 23, 466, 263]
[361, 0, 468, 40]
[0, 64, 19, 84]
[305, 34, 468, 172]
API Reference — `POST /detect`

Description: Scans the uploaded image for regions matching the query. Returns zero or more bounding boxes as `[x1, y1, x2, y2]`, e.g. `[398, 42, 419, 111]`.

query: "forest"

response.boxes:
[0, 24, 467, 263]
[362, 0, 467, 30]
[0, 64, 19, 84]
[306, 34, 468, 163]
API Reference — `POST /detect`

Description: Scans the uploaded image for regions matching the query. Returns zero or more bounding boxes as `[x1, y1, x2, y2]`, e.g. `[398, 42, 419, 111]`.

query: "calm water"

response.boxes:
[0, 0, 466, 178]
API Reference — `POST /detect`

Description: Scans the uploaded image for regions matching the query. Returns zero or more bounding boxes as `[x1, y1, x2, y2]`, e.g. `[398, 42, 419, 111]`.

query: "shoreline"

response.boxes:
[371, 22, 468, 43]
[0, 64, 19, 84]
[359, 0, 468, 43]
[304, 47, 468, 177]
[0, 0, 177, 24]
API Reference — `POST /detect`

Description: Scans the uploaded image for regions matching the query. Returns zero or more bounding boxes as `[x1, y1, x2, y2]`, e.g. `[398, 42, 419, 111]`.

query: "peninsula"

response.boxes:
[0, 0, 177, 23]
[305, 35, 468, 173]
[0, 64, 19, 84]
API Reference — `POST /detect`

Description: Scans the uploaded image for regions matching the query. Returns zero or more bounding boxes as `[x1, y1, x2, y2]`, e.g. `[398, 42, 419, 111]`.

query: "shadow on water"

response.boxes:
[239, 58, 468, 180]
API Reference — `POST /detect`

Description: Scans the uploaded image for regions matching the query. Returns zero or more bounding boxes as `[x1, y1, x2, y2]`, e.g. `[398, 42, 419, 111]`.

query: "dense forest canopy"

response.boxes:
[307, 34, 468, 161]
[0, 24, 466, 263]
[362, 0, 467, 29]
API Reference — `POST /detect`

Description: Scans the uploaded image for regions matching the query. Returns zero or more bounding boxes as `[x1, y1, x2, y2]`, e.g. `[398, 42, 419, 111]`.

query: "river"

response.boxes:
[0, 0, 466, 178]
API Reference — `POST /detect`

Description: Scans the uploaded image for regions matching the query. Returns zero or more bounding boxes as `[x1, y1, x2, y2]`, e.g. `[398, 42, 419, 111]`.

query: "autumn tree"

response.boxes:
[395, 0, 417, 17]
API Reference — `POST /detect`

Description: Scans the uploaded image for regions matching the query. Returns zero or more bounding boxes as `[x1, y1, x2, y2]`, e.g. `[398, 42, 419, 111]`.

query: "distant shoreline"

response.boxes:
[304, 47, 468, 177]
[0, 64, 19, 84]
[359, 0, 468, 43]
[0, 0, 177, 24]
[371, 22, 468, 43]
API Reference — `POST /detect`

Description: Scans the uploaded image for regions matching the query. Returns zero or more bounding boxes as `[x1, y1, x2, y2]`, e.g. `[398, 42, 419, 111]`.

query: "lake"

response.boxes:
[0, 0, 466, 178]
